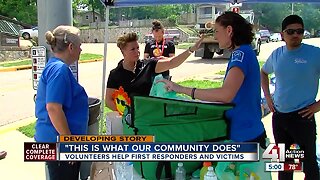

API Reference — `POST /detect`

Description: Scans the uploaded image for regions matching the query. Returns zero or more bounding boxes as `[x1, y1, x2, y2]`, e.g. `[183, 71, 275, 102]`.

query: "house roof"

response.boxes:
[0, 19, 22, 36]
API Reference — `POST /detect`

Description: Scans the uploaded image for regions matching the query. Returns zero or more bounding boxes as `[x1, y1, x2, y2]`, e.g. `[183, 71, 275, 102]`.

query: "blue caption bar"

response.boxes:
[59, 142, 258, 153]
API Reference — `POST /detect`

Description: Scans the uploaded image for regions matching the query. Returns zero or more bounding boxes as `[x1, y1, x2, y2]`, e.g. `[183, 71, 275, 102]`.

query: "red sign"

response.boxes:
[284, 162, 303, 171]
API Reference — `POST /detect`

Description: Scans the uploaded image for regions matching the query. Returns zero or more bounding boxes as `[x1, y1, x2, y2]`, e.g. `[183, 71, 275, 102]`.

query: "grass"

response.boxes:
[0, 59, 31, 67]
[214, 61, 266, 75]
[176, 43, 194, 49]
[17, 79, 222, 138]
[178, 79, 222, 89]
[0, 53, 103, 68]
[216, 71, 226, 75]
[79, 53, 103, 61]
[18, 121, 36, 138]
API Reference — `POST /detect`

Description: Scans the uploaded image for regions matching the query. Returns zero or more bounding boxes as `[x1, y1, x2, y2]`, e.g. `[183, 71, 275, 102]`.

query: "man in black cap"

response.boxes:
[261, 15, 320, 180]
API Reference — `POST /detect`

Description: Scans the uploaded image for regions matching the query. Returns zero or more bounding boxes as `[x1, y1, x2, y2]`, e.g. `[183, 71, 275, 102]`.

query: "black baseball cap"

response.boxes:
[282, 15, 304, 31]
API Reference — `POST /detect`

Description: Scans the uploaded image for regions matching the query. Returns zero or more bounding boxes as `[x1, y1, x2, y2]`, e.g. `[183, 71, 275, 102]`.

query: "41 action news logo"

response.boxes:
[262, 143, 304, 162]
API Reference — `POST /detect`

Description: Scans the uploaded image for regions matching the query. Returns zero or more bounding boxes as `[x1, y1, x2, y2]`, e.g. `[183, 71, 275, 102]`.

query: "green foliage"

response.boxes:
[30, 37, 38, 46]
[0, 53, 103, 67]
[0, 0, 37, 25]
[3, 2, 320, 34]
[79, 53, 103, 61]
[176, 43, 194, 49]
[18, 122, 36, 138]
[178, 79, 222, 89]
[216, 71, 226, 75]
[167, 15, 178, 26]
[0, 59, 31, 67]
[251, 3, 320, 32]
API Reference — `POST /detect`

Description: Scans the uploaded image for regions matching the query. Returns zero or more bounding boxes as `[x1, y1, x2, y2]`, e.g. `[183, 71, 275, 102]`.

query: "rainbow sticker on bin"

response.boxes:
[112, 86, 131, 115]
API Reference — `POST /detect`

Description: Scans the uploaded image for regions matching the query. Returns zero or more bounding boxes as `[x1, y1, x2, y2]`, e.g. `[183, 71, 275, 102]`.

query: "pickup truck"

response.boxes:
[195, 30, 261, 59]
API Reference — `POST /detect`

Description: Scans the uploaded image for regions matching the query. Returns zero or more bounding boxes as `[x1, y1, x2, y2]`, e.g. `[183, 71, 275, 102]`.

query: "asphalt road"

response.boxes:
[0, 39, 319, 126]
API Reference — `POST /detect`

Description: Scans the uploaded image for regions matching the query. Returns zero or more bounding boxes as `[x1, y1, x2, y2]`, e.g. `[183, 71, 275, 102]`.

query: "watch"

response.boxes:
[188, 46, 194, 53]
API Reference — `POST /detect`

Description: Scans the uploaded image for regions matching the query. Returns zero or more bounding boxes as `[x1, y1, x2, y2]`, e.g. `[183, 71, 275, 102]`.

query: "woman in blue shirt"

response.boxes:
[35, 25, 88, 180]
[160, 12, 266, 144]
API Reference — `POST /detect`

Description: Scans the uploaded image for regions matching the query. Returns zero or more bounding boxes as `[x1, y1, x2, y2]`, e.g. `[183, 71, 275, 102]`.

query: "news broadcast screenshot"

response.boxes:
[24, 135, 305, 179]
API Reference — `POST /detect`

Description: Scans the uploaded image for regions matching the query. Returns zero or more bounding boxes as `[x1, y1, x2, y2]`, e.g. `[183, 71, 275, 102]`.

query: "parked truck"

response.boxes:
[194, 5, 261, 59]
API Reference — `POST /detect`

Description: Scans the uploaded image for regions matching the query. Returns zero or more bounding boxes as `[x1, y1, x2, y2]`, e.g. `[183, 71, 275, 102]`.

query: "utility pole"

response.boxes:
[37, 0, 72, 58]
[291, 3, 294, 15]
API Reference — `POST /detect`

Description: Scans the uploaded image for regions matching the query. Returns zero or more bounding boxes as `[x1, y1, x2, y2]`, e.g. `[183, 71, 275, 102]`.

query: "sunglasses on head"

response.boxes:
[284, 28, 304, 35]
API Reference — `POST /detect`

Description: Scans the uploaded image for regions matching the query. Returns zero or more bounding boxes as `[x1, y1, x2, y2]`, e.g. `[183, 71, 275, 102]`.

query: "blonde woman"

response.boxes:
[35, 25, 88, 180]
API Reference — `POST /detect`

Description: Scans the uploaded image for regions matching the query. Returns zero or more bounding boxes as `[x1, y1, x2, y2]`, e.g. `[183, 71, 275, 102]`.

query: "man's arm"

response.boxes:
[261, 69, 275, 112]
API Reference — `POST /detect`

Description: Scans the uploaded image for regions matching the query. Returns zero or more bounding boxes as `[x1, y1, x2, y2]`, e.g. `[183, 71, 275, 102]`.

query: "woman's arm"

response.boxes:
[46, 103, 71, 135]
[155, 36, 204, 73]
[160, 67, 244, 103]
[105, 88, 117, 111]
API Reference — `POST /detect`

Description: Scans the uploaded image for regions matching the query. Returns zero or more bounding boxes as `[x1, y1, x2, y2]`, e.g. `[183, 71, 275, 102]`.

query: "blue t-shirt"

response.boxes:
[225, 45, 264, 142]
[262, 44, 320, 113]
[35, 57, 89, 142]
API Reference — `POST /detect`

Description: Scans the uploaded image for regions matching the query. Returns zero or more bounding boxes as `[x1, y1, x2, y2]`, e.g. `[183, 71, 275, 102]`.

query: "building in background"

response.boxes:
[74, 11, 103, 26]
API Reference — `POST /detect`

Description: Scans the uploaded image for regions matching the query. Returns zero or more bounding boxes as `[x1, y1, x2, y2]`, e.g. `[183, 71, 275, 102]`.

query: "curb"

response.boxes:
[0, 117, 35, 135]
[0, 65, 32, 72]
[0, 58, 104, 133]
[0, 58, 103, 73]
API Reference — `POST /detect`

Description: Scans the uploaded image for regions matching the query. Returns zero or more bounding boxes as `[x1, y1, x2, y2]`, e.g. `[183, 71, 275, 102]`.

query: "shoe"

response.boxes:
[0, 151, 7, 160]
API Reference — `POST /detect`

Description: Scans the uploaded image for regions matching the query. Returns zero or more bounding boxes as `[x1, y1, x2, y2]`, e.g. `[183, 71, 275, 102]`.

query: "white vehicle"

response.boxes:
[270, 33, 282, 42]
[19, 26, 38, 39]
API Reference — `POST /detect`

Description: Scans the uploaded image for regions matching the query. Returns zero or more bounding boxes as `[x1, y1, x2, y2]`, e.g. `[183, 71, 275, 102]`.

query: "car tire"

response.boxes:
[216, 49, 223, 55]
[22, 32, 31, 40]
[202, 44, 214, 59]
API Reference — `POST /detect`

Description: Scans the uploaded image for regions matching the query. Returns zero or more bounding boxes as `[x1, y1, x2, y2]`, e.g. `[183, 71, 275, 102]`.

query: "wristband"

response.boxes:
[191, 88, 196, 99]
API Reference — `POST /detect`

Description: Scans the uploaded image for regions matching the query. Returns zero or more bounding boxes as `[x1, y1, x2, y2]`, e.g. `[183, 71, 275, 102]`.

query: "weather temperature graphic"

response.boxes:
[263, 143, 304, 172]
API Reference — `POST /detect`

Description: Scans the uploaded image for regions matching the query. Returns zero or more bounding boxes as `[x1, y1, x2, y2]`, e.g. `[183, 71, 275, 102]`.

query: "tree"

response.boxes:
[251, 3, 320, 32]
[0, 0, 37, 25]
